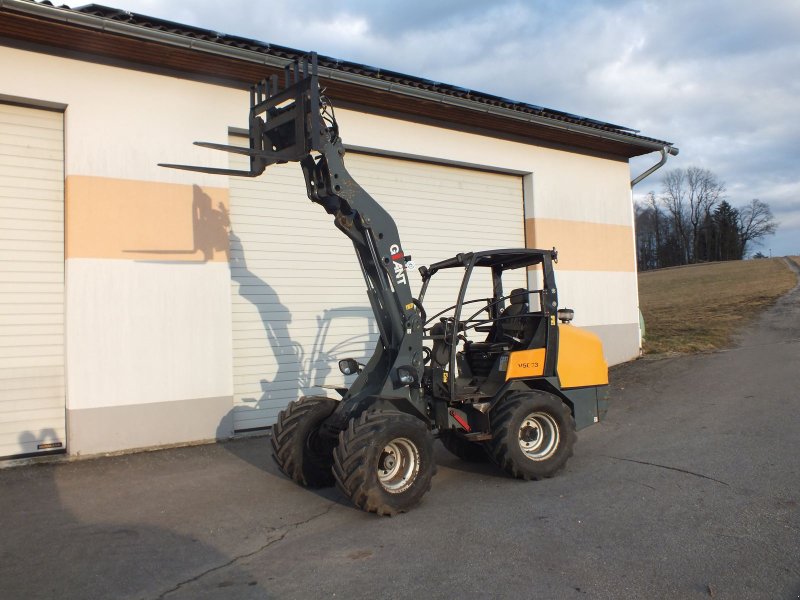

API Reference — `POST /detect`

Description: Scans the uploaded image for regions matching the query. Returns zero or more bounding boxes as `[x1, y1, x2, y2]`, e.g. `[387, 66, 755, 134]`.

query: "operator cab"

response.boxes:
[417, 248, 560, 403]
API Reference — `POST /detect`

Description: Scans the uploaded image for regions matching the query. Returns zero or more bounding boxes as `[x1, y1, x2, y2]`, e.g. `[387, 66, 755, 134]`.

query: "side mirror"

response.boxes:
[557, 308, 574, 324]
[338, 358, 361, 376]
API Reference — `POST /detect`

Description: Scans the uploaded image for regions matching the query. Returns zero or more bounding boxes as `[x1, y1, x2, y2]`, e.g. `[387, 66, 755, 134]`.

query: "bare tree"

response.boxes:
[661, 169, 691, 263]
[684, 167, 725, 262]
[635, 167, 780, 270]
[645, 191, 662, 258]
[635, 192, 659, 270]
[660, 167, 725, 263]
[738, 199, 778, 256]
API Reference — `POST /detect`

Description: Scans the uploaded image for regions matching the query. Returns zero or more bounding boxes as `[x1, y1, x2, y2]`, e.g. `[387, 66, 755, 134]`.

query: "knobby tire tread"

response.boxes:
[332, 411, 435, 516]
[487, 392, 575, 480]
[271, 396, 337, 488]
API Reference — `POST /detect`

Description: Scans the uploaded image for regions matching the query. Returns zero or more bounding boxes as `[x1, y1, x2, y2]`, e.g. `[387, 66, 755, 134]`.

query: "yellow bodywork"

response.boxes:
[505, 348, 546, 380]
[557, 324, 609, 388]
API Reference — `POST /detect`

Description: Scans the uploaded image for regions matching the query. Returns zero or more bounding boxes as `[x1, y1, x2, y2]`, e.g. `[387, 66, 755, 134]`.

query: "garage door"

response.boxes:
[0, 104, 65, 458]
[229, 147, 525, 431]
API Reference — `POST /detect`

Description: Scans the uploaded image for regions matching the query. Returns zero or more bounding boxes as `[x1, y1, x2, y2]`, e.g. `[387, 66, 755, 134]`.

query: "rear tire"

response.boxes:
[271, 396, 338, 488]
[487, 391, 575, 480]
[333, 411, 436, 516]
[440, 432, 488, 462]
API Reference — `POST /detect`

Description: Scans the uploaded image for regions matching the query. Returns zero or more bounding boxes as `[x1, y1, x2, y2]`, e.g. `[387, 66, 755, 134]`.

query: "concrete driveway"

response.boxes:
[2, 266, 799, 600]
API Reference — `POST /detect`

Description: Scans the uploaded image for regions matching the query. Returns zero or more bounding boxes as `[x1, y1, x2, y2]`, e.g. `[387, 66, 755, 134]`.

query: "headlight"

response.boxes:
[396, 366, 418, 385]
[557, 308, 574, 324]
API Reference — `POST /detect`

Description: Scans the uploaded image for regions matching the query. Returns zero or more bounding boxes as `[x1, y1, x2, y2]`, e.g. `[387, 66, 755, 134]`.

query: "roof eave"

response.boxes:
[0, 0, 677, 158]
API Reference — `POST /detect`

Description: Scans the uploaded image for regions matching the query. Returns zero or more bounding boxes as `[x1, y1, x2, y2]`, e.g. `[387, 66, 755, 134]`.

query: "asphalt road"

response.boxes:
[2, 262, 799, 600]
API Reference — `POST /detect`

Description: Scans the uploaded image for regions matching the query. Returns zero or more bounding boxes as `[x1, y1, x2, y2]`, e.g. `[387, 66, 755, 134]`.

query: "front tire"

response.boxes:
[487, 391, 575, 480]
[271, 396, 338, 488]
[333, 411, 436, 516]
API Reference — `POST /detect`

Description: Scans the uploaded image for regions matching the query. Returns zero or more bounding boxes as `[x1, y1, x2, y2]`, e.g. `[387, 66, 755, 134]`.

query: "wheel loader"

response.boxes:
[162, 53, 609, 515]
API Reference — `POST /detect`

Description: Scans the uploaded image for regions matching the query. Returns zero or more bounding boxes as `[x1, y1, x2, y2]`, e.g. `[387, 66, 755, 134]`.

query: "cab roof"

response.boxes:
[423, 248, 556, 278]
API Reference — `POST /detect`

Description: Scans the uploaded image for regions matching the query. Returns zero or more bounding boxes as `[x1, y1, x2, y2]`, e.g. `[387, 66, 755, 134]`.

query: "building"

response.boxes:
[0, 0, 677, 459]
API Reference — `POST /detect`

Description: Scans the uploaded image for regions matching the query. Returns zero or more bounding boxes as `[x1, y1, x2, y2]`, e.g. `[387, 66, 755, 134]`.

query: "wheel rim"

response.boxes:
[518, 412, 560, 461]
[377, 437, 419, 494]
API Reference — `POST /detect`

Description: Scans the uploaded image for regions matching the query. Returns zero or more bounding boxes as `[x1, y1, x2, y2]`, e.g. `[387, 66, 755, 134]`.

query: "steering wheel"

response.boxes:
[440, 316, 470, 343]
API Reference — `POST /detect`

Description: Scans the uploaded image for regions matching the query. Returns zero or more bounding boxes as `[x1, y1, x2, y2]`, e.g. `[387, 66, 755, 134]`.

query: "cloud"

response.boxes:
[102, 0, 800, 254]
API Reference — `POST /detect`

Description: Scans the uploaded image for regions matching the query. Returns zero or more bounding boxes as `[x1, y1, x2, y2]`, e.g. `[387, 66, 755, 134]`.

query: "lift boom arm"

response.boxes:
[160, 53, 426, 427]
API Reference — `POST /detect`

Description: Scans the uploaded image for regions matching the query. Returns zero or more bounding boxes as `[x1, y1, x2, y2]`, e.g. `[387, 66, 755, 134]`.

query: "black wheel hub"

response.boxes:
[380, 452, 396, 471]
[520, 425, 541, 445]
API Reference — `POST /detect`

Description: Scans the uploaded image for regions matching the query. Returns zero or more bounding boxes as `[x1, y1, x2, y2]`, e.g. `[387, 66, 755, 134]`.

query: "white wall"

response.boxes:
[0, 44, 639, 452]
[66, 260, 232, 409]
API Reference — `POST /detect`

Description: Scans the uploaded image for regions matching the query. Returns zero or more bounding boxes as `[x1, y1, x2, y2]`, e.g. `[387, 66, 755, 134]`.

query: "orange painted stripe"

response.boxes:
[526, 218, 635, 272]
[66, 176, 230, 262]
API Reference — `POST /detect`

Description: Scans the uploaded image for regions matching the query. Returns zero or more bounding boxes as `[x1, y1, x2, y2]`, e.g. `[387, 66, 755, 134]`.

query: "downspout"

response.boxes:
[628, 144, 678, 355]
[630, 145, 678, 188]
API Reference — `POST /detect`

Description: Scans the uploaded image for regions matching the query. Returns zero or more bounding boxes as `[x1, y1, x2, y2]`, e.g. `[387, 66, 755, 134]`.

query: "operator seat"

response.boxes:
[462, 288, 531, 379]
[488, 288, 529, 343]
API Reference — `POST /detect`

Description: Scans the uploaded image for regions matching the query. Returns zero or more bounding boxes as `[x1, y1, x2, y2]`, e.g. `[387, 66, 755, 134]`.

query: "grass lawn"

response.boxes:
[638, 258, 798, 354]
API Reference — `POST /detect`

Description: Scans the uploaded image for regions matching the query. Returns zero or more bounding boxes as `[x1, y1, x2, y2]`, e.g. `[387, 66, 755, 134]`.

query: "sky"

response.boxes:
[101, 0, 799, 256]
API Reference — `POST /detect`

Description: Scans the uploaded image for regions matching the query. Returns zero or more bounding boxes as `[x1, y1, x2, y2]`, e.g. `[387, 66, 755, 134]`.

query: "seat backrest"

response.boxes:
[489, 288, 528, 343]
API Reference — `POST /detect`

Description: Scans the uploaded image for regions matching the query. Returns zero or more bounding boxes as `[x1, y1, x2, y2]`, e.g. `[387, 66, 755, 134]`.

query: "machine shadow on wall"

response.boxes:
[229, 229, 377, 434]
[125, 184, 376, 442]
[224, 231, 375, 491]
[124, 184, 230, 260]
[192, 184, 230, 260]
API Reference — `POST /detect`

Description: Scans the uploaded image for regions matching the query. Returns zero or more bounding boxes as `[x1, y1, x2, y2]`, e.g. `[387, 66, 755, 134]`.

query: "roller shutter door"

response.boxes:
[0, 104, 65, 458]
[229, 148, 525, 431]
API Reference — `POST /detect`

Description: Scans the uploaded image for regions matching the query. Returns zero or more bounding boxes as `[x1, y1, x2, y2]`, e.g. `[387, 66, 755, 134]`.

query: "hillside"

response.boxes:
[638, 258, 797, 354]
